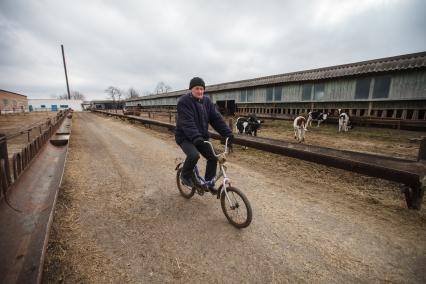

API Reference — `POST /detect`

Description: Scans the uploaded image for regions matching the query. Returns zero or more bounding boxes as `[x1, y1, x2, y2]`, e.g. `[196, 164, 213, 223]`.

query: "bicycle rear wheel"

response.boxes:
[176, 168, 195, 199]
[220, 186, 252, 228]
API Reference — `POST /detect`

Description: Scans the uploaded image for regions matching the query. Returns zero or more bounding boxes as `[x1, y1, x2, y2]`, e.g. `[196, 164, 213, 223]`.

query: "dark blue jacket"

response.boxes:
[175, 93, 232, 145]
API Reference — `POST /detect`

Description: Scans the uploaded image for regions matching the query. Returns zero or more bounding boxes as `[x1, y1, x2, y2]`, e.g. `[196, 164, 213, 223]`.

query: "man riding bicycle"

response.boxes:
[175, 77, 234, 193]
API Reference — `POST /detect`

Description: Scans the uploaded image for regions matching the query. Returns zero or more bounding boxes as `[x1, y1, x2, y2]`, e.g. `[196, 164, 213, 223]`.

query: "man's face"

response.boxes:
[191, 86, 204, 99]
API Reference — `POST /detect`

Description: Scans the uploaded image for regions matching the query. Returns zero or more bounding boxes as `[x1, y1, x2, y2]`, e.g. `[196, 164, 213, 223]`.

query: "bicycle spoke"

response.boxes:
[226, 192, 247, 224]
[177, 168, 195, 199]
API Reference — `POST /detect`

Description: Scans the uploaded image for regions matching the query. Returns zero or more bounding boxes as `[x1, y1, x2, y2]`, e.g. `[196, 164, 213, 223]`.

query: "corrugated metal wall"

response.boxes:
[324, 79, 355, 101]
[283, 84, 302, 102]
[390, 70, 426, 100]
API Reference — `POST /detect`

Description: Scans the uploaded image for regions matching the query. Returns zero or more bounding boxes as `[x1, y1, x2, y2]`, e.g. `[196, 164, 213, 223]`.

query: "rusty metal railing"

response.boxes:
[0, 110, 70, 207]
[104, 108, 177, 123]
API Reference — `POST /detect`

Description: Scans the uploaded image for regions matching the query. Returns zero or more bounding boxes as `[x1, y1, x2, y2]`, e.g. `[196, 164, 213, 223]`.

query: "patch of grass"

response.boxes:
[260, 119, 423, 143]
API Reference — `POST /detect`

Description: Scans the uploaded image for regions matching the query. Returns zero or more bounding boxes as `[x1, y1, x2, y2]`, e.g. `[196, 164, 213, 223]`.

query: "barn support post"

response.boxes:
[401, 181, 425, 210]
[402, 138, 426, 210]
[228, 118, 234, 152]
[228, 119, 233, 133]
[418, 138, 426, 162]
[367, 101, 373, 116]
[415, 110, 420, 120]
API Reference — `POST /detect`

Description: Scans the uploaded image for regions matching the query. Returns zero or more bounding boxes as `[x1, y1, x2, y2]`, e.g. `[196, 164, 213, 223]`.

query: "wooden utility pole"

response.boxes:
[61, 44, 71, 99]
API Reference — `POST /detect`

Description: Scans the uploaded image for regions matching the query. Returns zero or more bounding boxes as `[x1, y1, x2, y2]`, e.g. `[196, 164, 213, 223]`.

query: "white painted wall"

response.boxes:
[28, 99, 83, 112]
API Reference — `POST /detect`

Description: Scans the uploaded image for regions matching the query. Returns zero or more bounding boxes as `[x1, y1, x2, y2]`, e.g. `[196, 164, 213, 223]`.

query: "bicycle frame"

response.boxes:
[176, 136, 252, 228]
[189, 138, 234, 205]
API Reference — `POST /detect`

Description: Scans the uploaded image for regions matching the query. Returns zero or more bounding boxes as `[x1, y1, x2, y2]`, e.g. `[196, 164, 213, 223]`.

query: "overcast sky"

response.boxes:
[0, 0, 425, 100]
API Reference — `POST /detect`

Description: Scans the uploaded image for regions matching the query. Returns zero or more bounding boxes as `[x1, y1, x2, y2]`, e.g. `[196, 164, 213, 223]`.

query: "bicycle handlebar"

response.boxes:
[203, 137, 229, 157]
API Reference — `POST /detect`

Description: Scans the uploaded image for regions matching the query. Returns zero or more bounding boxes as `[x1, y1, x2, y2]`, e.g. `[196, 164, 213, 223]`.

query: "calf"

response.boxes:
[293, 116, 307, 142]
[235, 114, 262, 136]
[306, 111, 329, 128]
[338, 112, 353, 132]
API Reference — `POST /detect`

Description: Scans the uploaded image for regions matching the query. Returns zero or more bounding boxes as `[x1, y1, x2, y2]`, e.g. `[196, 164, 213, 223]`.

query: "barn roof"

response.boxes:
[90, 100, 115, 104]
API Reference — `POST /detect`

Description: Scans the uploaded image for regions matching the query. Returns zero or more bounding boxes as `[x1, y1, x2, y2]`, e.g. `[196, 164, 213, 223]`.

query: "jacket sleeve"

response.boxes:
[177, 99, 202, 142]
[207, 99, 232, 137]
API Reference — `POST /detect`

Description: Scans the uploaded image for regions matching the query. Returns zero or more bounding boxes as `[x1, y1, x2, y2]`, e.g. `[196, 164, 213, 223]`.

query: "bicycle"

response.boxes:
[175, 138, 252, 228]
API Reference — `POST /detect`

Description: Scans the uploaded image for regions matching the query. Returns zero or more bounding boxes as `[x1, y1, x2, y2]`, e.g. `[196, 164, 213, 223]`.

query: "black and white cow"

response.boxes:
[338, 109, 353, 132]
[236, 114, 262, 136]
[306, 111, 329, 128]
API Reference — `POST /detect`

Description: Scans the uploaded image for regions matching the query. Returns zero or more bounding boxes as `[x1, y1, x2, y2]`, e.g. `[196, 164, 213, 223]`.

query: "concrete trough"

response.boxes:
[0, 112, 72, 283]
[50, 134, 70, 146]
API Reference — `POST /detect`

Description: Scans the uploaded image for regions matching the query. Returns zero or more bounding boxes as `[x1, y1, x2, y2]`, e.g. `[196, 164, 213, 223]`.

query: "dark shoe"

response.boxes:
[180, 175, 194, 188]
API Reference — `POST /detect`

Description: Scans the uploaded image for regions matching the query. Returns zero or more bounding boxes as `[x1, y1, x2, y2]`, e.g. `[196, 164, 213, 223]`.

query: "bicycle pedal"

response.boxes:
[196, 187, 205, 196]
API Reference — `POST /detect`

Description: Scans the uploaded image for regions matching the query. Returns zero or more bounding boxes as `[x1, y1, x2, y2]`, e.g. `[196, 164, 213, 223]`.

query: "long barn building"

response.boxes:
[125, 52, 426, 122]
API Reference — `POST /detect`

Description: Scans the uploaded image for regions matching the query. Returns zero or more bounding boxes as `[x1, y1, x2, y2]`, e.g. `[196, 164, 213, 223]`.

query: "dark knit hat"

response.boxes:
[189, 77, 205, 90]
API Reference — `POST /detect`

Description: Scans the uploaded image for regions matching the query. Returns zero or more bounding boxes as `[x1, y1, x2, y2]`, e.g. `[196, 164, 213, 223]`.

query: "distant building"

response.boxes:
[0, 89, 28, 113]
[28, 99, 83, 112]
[81, 101, 92, 110]
[90, 100, 124, 110]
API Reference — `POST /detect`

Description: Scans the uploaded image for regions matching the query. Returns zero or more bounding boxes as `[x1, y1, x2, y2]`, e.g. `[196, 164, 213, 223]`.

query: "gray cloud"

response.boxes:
[0, 0, 425, 100]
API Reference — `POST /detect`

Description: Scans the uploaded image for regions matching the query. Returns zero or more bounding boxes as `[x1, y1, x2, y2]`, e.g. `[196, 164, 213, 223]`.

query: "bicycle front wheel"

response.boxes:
[220, 186, 252, 228]
[176, 168, 195, 199]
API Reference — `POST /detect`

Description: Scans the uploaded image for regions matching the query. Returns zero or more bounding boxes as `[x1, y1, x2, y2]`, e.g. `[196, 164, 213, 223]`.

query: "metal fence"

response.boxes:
[0, 110, 69, 204]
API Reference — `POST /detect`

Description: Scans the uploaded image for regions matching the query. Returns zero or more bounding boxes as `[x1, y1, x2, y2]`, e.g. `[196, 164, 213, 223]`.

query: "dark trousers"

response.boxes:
[179, 140, 218, 181]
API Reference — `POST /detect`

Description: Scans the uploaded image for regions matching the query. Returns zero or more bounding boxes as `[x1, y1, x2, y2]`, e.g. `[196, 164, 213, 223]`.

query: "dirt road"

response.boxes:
[43, 112, 426, 283]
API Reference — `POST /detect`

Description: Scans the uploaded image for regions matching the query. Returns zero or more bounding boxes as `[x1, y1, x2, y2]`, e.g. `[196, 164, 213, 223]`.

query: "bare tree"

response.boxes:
[57, 90, 86, 100]
[57, 93, 68, 99]
[104, 86, 121, 100]
[127, 87, 140, 99]
[155, 81, 172, 94]
[104, 86, 122, 111]
[70, 91, 85, 100]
